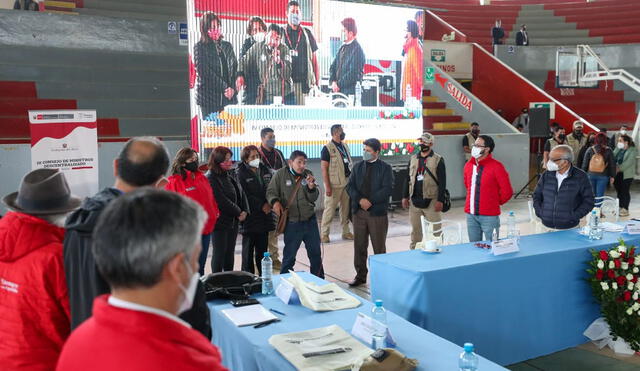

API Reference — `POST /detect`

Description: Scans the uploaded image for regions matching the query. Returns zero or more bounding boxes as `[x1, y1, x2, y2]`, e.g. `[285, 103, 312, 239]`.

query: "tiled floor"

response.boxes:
[212, 184, 640, 369]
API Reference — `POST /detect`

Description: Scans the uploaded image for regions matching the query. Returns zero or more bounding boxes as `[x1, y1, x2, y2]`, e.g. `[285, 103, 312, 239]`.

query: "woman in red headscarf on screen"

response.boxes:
[401, 20, 423, 102]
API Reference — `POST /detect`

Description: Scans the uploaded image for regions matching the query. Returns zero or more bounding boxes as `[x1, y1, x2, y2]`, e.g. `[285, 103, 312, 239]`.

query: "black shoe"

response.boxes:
[348, 278, 366, 287]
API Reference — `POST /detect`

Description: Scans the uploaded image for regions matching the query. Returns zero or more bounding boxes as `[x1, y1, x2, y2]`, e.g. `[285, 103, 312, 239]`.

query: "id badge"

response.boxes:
[290, 49, 298, 57]
[416, 174, 424, 181]
[286, 180, 292, 186]
[343, 157, 349, 163]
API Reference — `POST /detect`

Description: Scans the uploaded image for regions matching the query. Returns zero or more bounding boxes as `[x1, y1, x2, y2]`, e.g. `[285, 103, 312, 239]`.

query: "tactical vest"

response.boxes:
[408, 153, 441, 200]
[326, 141, 352, 188]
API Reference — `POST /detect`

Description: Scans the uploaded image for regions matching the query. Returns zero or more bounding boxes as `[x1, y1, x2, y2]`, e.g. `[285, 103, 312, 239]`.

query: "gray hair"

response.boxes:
[552, 145, 574, 162]
[92, 188, 206, 289]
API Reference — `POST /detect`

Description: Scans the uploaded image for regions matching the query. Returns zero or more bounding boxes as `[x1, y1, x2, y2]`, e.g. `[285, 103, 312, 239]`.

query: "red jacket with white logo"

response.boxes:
[464, 154, 513, 216]
[0, 212, 70, 370]
[165, 170, 220, 235]
[56, 295, 228, 371]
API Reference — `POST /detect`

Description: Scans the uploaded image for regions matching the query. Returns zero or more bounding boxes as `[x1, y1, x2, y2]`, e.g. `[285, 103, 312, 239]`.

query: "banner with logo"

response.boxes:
[28, 110, 99, 198]
[424, 41, 472, 80]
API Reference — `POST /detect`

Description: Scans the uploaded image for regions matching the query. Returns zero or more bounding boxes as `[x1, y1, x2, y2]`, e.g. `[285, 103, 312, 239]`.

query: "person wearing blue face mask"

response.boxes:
[346, 138, 393, 287]
[283, 0, 319, 105]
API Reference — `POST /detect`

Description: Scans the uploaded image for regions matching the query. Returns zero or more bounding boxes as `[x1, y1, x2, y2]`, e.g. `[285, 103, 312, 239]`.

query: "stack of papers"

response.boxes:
[287, 272, 361, 312]
[221, 304, 277, 327]
[599, 222, 624, 232]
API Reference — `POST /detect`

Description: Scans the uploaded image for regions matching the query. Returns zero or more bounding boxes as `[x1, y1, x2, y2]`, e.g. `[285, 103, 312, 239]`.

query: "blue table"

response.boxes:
[369, 230, 640, 366]
[208, 272, 507, 371]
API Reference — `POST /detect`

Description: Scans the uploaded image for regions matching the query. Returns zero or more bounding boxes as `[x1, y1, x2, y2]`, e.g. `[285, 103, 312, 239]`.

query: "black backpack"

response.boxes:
[202, 271, 262, 300]
[425, 168, 451, 212]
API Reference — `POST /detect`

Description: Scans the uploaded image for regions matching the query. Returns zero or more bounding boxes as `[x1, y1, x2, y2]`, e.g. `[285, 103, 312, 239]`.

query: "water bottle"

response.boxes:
[371, 300, 387, 349]
[261, 252, 274, 295]
[355, 81, 362, 107]
[405, 84, 412, 107]
[459, 343, 479, 371]
[491, 228, 498, 242]
[588, 210, 600, 240]
[506, 211, 518, 240]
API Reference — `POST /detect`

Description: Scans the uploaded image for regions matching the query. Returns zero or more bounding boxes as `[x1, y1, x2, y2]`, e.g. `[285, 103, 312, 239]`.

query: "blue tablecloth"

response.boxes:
[208, 272, 507, 371]
[369, 229, 640, 366]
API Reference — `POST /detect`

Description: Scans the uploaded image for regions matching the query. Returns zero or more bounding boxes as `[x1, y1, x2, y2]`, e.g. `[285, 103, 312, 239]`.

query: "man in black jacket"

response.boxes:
[515, 24, 529, 46]
[533, 145, 594, 230]
[347, 138, 393, 286]
[330, 17, 366, 97]
[64, 137, 212, 339]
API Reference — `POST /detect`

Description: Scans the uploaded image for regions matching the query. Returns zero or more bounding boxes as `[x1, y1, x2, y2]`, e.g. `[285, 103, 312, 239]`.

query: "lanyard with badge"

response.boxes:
[336, 144, 350, 165]
[416, 157, 426, 182]
[284, 27, 302, 58]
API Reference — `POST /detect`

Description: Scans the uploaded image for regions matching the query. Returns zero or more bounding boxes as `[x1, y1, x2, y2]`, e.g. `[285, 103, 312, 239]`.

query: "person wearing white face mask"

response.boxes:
[237, 145, 275, 275]
[238, 16, 267, 105]
[463, 135, 513, 242]
[610, 124, 629, 148]
[533, 145, 594, 231]
[613, 135, 637, 217]
[57, 189, 228, 371]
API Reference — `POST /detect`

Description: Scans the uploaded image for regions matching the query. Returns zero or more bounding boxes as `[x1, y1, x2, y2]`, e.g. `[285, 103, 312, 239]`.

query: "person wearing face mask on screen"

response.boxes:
[238, 16, 267, 105]
[57, 190, 228, 371]
[236, 145, 275, 275]
[347, 139, 393, 287]
[238, 24, 293, 105]
[282, 0, 319, 105]
[533, 145, 594, 231]
[464, 135, 513, 242]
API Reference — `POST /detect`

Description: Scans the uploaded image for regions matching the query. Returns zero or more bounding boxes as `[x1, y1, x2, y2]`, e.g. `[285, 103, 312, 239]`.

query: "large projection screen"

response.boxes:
[187, 0, 424, 159]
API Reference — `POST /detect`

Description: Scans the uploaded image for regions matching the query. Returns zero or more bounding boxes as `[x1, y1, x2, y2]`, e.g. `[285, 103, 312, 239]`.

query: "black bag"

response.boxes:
[202, 271, 262, 300]
[425, 168, 451, 213]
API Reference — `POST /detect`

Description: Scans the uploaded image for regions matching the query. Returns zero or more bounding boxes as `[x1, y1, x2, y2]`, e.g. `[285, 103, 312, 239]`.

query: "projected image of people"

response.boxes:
[194, 12, 238, 119]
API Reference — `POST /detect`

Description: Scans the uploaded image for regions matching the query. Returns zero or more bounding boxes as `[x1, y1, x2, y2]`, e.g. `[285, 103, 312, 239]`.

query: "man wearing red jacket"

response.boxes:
[0, 169, 80, 370]
[464, 135, 513, 241]
[57, 189, 227, 371]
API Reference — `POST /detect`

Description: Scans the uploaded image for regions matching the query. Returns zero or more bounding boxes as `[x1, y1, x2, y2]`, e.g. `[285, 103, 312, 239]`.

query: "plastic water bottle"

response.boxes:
[405, 84, 412, 107]
[355, 81, 362, 107]
[588, 210, 598, 240]
[371, 300, 387, 349]
[491, 228, 498, 242]
[506, 211, 518, 240]
[261, 252, 273, 295]
[459, 343, 479, 371]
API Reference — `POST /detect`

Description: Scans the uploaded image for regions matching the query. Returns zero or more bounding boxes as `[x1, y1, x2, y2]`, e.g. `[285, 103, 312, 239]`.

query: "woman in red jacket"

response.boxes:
[166, 148, 219, 275]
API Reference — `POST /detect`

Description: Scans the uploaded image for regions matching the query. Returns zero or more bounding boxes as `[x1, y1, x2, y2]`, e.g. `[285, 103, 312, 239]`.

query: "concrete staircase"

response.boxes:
[74, 0, 185, 21]
[504, 4, 603, 46]
[422, 90, 469, 135]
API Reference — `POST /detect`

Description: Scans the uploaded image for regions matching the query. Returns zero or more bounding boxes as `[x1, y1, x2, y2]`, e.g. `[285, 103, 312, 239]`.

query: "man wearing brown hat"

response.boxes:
[0, 168, 80, 370]
[402, 132, 446, 249]
[63, 137, 212, 340]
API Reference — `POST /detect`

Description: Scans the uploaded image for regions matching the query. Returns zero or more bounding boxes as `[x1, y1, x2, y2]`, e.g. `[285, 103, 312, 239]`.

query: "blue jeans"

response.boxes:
[199, 233, 211, 276]
[466, 214, 500, 242]
[281, 215, 324, 278]
[589, 174, 609, 207]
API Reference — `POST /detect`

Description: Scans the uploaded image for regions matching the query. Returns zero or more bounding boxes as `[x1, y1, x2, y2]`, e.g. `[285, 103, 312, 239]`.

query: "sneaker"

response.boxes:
[321, 235, 330, 243]
[620, 208, 630, 217]
[342, 232, 354, 240]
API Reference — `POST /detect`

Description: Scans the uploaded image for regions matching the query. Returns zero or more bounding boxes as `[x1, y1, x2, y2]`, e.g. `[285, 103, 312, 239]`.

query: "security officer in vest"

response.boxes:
[462, 122, 480, 161]
[543, 125, 567, 169]
[402, 132, 446, 249]
[566, 120, 587, 166]
[320, 124, 354, 243]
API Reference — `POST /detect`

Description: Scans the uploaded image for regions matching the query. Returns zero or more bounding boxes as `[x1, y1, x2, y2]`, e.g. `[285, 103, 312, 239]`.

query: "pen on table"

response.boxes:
[269, 308, 286, 316]
[254, 319, 280, 328]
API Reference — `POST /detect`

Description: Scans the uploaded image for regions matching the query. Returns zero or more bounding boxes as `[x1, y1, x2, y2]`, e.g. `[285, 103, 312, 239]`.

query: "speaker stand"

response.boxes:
[514, 138, 544, 199]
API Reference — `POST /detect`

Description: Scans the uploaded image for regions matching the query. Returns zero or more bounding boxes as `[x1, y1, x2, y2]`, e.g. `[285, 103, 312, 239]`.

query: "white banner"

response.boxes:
[28, 110, 99, 198]
[424, 41, 473, 80]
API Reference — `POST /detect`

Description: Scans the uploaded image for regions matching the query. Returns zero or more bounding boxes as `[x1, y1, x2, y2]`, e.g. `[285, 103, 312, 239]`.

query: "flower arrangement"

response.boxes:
[380, 142, 416, 157]
[378, 110, 416, 120]
[587, 240, 640, 351]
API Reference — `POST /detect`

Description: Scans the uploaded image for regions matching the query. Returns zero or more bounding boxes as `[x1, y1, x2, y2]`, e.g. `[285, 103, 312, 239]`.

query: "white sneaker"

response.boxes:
[620, 208, 629, 217]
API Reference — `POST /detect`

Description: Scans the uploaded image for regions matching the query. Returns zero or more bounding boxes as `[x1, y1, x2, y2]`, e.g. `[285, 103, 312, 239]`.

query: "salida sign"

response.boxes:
[435, 73, 473, 112]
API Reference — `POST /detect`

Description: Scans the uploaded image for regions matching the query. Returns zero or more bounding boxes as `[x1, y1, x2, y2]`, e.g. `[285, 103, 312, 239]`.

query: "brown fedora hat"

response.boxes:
[3, 169, 82, 215]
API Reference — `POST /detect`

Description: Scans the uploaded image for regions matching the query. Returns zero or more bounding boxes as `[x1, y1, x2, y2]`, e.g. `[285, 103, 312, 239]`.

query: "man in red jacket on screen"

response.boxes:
[57, 189, 227, 371]
[464, 135, 513, 242]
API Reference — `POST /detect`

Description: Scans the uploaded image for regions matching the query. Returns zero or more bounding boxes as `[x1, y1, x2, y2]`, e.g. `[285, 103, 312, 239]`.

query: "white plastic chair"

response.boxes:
[527, 200, 545, 234]
[595, 196, 619, 222]
[421, 217, 463, 246]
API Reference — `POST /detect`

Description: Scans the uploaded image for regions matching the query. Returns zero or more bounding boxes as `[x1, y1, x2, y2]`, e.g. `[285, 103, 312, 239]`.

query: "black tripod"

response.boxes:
[514, 138, 544, 199]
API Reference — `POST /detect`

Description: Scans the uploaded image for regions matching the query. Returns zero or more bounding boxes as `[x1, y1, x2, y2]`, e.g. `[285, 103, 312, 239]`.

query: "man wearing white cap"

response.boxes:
[402, 132, 446, 249]
[566, 120, 587, 166]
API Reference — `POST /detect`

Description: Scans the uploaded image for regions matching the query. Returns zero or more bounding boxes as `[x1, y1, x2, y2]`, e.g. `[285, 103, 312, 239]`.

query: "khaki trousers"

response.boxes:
[292, 82, 306, 105]
[320, 186, 351, 238]
[267, 214, 282, 266]
[409, 202, 442, 249]
[353, 210, 388, 281]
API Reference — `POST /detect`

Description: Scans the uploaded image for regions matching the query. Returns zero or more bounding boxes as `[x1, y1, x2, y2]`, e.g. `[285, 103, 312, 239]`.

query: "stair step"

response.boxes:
[45, 0, 76, 8]
[423, 96, 439, 103]
[428, 130, 469, 135]
[45, 9, 78, 15]
[423, 108, 455, 116]
[0, 98, 77, 116]
[0, 81, 37, 98]
[424, 115, 463, 125]
[423, 102, 447, 109]
[433, 122, 471, 131]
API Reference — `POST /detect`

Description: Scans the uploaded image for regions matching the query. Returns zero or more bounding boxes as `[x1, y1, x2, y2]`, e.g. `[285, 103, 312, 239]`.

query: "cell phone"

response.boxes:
[230, 298, 259, 307]
[370, 349, 390, 363]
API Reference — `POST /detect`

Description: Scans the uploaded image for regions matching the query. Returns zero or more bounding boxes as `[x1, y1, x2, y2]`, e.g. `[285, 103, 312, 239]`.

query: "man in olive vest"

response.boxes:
[402, 132, 446, 249]
[320, 124, 353, 243]
[566, 120, 587, 166]
[543, 126, 567, 169]
[462, 122, 480, 161]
